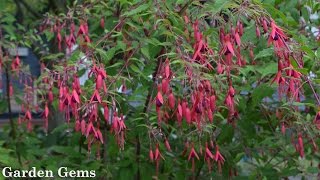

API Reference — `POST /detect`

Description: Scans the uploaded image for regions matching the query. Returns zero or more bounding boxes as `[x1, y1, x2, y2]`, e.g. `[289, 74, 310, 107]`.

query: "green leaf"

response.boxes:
[123, 4, 150, 16]
[141, 47, 150, 59]
[294, 68, 308, 75]
[252, 84, 274, 107]
[117, 40, 126, 51]
[0, 100, 8, 113]
[204, 0, 231, 15]
[301, 45, 315, 59]
[49, 146, 76, 155]
[42, 53, 64, 61]
[256, 62, 277, 78]
[254, 48, 274, 60]
[263, 3, 289, 24]
[0, 147, 20, 168]
[69, 50, 84, 63]
[217, 124, 234, 144]
[176, 0, 185, 5]
[307, 167, 319, 173]
[97, 47, 117, 64]
[130, 64, 141, 74]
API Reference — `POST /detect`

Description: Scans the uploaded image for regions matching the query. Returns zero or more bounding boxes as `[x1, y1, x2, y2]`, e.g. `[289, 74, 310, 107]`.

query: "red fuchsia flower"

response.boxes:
[58, 85, 68, 110]
[95, 129, 104, 144]
[314, 111, 320, 129]
[176, 99, 183, 126]
[89, 64, 108, 92]
[237, 20, 243, 36]
[103, 104, 109, 123]
[77, 23, 86, 36]
[188, 144, 200, 173]
[154, 143, 164, 161]
[154, 143, 164, 175]
[204, 143, 214, 172]
[111, 114, 120, 133]
[71, 89, 80, 104]
[43, 103, 49, 131]
[156, 85, 164, 107]
[271, 61, 286, 99]
[85, 121, 96, 137]
[181, 100, 187, 117]
[224, 53, 233, 73]
[224, 85, 235, 115]
[11, 55, 21, 72]
[21, 109, 33, 132]
[9, 83, 13, 96]
[177, 99, 183, 114]
[24, 110, 32, 121]
[235, 50, 243, 67]
[216, 62, 224, 74]
[233, 26, 241, 47]
[221, 34, 235, 56]
[110, 113, 126, 149]
[65, 33, 76, 51]
[262, 18, 268, 33]
[160, 59, 171, 95]
[214, 145, 225, 174]
[56, 30, 62, 51]
[99, 67, 108, 92]
[155, 85, 164, 124]
[77, 21, 91, 45]
[96, 72, 104, 90]
[286, 78, 298, 100]
[207, 108, 213, 123]
[267, 20, 288, 53]
[161, 78, 169, 94]
[281, 122, 286, 135]
[271, 71, 285, 85]
[185, 106, 192, 124]
[256, 23, 261, 38]
[164, 138, 172, 152]
[191, 20, 214, 70]
[118, 115, 126, 132]
[61, 94, 71, 114]
[164, 58, 171, 79]
[100, 17, 105, 28]
[285, 69, 302, 102]
[205, 143, 214, 159]
[298, 133, 304, 158]
[87, 104, 98, 123]
[149, 148, 154, 162]
[120, 82, 127, 93]
[168, 92, 175, 109]
[90, 89, 101, 103]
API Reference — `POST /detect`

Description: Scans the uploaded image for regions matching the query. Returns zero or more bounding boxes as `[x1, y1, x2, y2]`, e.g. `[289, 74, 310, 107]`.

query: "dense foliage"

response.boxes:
[0, 0, 320, 179]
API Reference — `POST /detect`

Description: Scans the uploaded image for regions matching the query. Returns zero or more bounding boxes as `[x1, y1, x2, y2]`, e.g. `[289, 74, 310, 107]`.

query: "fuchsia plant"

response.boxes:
[1, 0, 320, 178]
